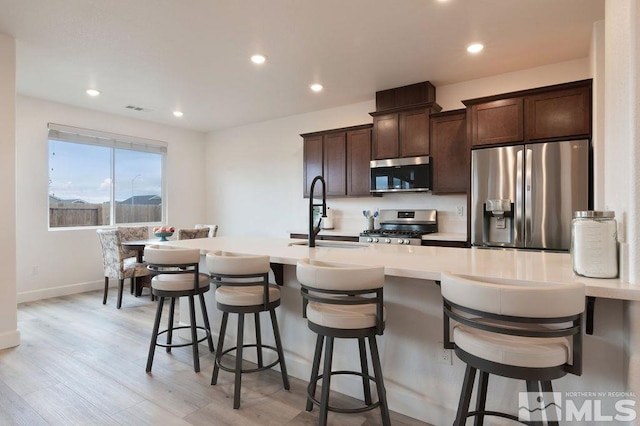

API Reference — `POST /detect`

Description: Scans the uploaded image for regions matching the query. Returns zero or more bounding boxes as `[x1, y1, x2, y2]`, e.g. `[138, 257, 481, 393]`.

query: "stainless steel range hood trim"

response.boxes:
[370, 155, 430, 168]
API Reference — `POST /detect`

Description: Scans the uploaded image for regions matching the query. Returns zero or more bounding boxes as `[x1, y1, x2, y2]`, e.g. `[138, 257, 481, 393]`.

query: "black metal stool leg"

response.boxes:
[307, 334, 324, 412]
[146, 296, 165, 372]
[358, 337, 372, 406]
[526, 381, 544, 426]
[188, 295, 200, 372]
[474, 371, 489, 426]
[255, 312, 264, 368]
[234, 313, 245, 409]
[368, 335, 391, 426]
[212, 312, 229, 385]
[541, 381, 559, 426]
[319, 336, 334, 426]
[455, 365, 477, 426]
[269, 308, 290, 390]
[198, 293, 215, 352]
[166, 297, 176, 353]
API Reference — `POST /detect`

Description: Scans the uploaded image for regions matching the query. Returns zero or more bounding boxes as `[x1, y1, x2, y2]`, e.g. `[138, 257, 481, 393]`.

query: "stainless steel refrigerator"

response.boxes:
[471, 139, 590, 250]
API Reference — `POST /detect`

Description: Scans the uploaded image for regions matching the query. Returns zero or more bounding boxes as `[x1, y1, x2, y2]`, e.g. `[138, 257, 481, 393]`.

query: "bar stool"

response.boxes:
[144, 244, 215, 373]
[441, 272, 585, 425]
[206, 251, 290, 409]
[296, 258, 390, 426]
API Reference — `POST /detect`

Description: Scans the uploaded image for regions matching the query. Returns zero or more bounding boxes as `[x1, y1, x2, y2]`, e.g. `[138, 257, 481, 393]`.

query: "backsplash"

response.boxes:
[321, 192, 467, 234]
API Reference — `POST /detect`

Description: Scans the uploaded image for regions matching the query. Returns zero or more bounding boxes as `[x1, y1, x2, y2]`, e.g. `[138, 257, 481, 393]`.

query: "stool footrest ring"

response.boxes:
[307, 370, 381, 414]
[154, 326, 211, 349]
[216, 344, 282, 374]
[467, 410, 523, 424]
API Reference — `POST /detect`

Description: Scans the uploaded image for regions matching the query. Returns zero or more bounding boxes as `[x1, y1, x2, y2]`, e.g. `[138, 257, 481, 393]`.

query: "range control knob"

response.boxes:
[396, 239, 404, 245]
[366, 237, 373, 243]
[372, 238, 379, 243]
[384, 238, 391, 244]
[403, 239, 411, 245]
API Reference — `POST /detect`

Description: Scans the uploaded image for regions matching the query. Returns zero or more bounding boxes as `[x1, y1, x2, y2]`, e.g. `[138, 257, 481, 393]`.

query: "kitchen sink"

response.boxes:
[288, 241, 369, 249]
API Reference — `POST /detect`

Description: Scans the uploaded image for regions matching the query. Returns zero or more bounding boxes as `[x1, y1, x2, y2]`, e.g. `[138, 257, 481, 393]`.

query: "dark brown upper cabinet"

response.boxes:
[346, 127, 372, 196]
[303, 134, 323, 198]
[464, 79, 592, 147]
[469, 98, 524, 146]
[370, 81, 441, 160]
[301, 124, 373, 198]
[525, 85, 591, 141]
[371, 105, 441, 159]
[430, 109, 468, 194]
[323, 132, 347, 197]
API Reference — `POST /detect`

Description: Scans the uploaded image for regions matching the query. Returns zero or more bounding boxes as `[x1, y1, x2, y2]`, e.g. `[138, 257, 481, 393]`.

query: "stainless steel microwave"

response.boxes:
[370, 156, 431, 193]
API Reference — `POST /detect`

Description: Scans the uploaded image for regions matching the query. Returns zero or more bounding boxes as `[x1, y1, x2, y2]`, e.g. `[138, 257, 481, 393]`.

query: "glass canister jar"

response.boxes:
[571, 211, 618, 278]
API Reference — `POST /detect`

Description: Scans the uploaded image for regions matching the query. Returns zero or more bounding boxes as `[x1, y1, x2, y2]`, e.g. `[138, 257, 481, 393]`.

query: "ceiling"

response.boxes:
[0, 0, 604, 133]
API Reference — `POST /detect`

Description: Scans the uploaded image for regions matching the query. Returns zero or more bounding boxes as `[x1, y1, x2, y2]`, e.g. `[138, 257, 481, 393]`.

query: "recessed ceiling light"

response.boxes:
[251, 54, 266, 64]
[467, 43, 484, 54]
[86, 89, 101, 97]
[173, 111, 184, 118]
[310, 83, 323, 92]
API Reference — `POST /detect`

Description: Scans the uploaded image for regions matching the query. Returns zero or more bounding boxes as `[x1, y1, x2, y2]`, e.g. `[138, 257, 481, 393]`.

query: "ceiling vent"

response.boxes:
[125, 105, 145, 112]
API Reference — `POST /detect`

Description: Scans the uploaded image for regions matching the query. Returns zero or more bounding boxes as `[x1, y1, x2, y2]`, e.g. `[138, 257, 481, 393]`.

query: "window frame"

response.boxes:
[47, 123, 168, 230]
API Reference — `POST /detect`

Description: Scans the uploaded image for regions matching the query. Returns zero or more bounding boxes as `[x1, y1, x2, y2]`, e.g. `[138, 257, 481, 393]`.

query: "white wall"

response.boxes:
[15, 96, 207, 302]
[603, 0, 640, 401]
[0, 34, 19, 349]
[205, 59, 591, 238]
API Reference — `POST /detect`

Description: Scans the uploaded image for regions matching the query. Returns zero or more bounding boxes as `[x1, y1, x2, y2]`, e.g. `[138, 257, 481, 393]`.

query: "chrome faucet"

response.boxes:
[308, 175, 327, 248]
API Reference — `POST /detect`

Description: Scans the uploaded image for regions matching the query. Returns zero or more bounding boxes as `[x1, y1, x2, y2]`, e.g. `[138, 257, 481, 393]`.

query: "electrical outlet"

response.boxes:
[437, 346, 453, 365]
[456, 205, 464, 217]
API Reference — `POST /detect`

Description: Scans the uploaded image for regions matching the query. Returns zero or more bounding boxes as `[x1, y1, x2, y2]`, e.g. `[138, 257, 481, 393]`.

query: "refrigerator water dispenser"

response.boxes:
[483, 199, 514, 245]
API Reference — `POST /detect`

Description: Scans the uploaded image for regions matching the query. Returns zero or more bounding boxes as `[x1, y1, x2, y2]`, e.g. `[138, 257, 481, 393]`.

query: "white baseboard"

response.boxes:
[0, 329, 21, 349]
[17, 280, 105, 304]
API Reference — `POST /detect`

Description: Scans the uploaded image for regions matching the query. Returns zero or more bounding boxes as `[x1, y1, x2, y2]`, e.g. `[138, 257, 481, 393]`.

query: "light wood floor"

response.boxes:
[0, 290, 432, 426]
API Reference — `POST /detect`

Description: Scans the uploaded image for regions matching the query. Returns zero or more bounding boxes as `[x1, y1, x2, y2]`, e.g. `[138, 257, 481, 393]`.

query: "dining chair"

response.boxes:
[118, 226, 150, 294]
[195, 224, 218, 237]
[178, 227, 210, 240]
[96, 229, 150, 309]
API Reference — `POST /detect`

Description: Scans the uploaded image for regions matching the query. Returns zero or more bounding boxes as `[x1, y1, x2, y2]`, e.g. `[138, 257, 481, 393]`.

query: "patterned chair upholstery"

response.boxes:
[118, 226, 150, 258]
[178, 227, 210, 240]
[96, 229, 150, 309]
[195, 224, 218, 237]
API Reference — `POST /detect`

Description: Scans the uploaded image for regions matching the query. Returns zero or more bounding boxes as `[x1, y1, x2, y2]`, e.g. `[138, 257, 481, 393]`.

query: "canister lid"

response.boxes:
[573, 210, 615, 218]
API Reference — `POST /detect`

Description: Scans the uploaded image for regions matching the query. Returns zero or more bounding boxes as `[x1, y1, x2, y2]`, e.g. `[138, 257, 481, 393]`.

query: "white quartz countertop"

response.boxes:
[167, 236, 639, 301]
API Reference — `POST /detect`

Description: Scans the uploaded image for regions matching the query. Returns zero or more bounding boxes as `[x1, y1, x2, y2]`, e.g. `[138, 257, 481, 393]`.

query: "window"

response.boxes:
[48, 123, 166, 228]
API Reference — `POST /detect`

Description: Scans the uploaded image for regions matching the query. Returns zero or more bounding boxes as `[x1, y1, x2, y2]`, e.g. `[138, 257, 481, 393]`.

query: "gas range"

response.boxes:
[359, 209, 437, 246]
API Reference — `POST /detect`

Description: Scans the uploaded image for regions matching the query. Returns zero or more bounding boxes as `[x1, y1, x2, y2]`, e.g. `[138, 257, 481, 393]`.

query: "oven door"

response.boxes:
[370, 156, 431, 193]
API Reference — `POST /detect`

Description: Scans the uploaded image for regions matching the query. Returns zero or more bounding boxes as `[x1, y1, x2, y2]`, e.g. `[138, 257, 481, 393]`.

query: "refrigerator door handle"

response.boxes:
[515, 149, 523, 246]
[525, 148, 533, 244]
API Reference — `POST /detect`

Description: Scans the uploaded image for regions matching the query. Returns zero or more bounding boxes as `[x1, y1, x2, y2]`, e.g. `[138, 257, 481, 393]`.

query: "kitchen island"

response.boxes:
[166, 236, 636, 425]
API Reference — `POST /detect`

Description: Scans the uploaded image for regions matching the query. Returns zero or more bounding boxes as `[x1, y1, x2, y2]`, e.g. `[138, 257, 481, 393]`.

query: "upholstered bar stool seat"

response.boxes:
[206, 251, 289, 409]
[144, 245, 215, 373]
[296, 259, 390, 426]
[441, 272, 585, 426]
